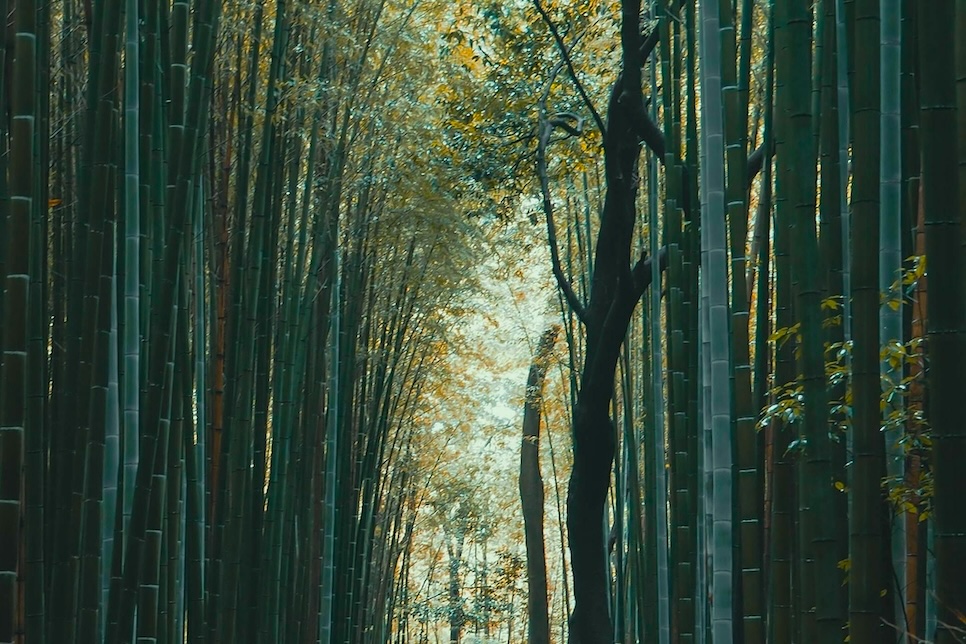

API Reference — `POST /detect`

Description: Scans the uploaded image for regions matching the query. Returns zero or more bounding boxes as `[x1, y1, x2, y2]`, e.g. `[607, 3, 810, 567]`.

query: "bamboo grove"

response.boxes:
[0, 0, 488, 641]
[1, 0, 966, 643]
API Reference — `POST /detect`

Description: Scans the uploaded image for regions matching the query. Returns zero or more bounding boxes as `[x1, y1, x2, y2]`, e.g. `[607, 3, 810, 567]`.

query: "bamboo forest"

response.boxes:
[3, 0, 966, 642]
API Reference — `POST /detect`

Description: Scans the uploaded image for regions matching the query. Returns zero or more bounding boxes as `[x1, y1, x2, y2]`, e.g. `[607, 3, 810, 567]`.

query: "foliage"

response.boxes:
[760, 260, 931, 517]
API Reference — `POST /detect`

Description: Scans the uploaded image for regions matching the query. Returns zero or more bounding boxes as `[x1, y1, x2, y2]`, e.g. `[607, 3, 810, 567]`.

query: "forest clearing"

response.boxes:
[0, 0, 964, 642]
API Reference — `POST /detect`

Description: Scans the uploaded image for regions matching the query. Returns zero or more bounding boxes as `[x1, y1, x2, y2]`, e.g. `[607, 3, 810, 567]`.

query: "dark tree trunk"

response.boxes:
[567, 301, 640, 643]
[548, 4, 666, 637]
[566, 2, 650, 633]
[519, 326, 559, 644]
[534, 2, 763, 641]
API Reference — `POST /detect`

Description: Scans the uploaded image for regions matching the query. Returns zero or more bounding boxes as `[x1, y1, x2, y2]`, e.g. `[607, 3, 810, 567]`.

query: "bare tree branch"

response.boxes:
[631, 245, 669, 296]
[537, 63, 588, 323]
[538, 118, 589, 323]
[549, 111, 584, 137]
[534, 0, 607, 138]
[631, 100, 667, 160]
[640, 23, 661, 59]
[746, 139, 773, 187]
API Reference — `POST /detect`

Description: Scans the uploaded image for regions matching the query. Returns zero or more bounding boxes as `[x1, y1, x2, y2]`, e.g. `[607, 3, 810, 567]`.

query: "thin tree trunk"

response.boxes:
[519, 326, 559, 644]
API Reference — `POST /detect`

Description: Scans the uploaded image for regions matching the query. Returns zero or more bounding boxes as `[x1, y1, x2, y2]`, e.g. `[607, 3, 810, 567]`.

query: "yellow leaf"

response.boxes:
[821, 297, 841, 311]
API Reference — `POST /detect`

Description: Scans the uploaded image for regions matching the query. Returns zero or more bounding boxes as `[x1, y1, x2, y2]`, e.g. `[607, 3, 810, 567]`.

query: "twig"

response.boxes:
[881, 618, 932, 643]
[534, 0, 607, 138]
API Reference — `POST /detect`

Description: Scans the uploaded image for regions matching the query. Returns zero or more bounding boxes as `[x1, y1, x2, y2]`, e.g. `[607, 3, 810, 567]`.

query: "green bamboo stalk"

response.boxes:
[850, 0, 888, 640]
[836, 0, 853, 341]
[959, 0, 966, 277]
[697, 213, 711, 644]
[26, 1, 48, 638]
[104, 4, 141, 639]
[879, 0, 907, 634]
[319, 183, 343, 644]
[101, 260, 119, 643]
[121, 0, 141, 539]
[699, 2, 734, 639]
[959, 0, 966, 188]
[0, 0, 37, 638]
[818, 0, 850, 631]
[623, 339, 647, 642]
[646, 90, 670, 644]
[899, 4, 923, 634]
[0, 0, 8, 319]
[720, 0, 761, 637]
[919, 2, 966, 641]
[184, 175, 207, 644]
[785, 0, 820, 632]
[753, 0, 776, 421]
[639, 157, 660, 644]
[769, 1, 798, 638]
[682, 3, 703, 640]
